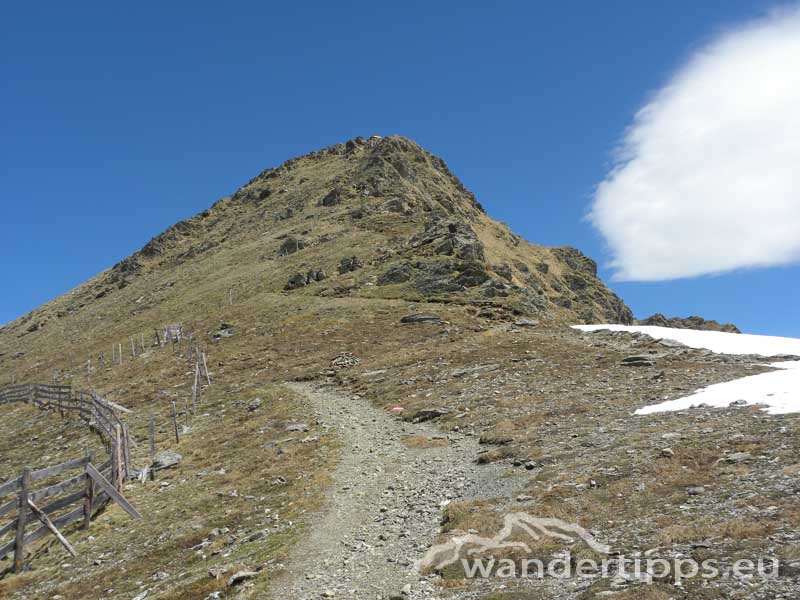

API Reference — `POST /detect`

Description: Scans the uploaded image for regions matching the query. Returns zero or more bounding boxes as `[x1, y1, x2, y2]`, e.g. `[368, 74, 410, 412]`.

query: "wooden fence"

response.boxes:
[0, 384, 133, 484]
[0, 384, 141, 576]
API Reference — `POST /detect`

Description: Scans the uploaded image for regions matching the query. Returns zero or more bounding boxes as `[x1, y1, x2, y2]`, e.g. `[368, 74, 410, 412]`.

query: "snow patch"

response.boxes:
[573, 324, 800, 357]
[573, 324, 800, 415]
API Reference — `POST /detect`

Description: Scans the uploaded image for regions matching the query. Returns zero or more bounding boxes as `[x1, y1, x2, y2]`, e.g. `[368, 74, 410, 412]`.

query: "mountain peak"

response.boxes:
[4, 137, 633, 341]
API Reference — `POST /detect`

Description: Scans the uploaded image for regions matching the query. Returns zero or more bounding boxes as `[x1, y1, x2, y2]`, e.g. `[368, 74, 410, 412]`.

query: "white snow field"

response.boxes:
[573, 324, 800, 415]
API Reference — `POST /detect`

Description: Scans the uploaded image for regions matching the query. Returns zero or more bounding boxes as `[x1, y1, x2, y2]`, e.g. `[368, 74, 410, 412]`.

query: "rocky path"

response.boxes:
[272, 382, 524, 600]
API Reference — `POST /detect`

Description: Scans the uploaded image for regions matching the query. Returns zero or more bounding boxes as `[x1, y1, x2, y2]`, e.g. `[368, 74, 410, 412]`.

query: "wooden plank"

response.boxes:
[13, 467, 30, 573]
[114, 425, 123, 487]
[202, 352, 211, 385]
[103, 398, 132, 414]
[0, 538, 14, 561]
[29, 472, 85, 503]
[86, 464, 142, 520]
[27, 499, 77, 557]
[38, 490, 86, 517]
[123, 424, 132, 480]
[0, 515, 17, 540]
[0, 477, 21, 499]
[30, 456, 91, 482]
[91, 491, 110, 515]
[22, 506, 84, 548]
[0, 496, 17, 519]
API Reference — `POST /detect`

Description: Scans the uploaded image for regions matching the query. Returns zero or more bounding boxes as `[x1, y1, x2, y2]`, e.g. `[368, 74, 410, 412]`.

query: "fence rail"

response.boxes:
[0, 383, 140, 576]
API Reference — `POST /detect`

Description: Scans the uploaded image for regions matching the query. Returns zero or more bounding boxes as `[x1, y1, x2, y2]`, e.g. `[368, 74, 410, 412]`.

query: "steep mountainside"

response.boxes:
[1, 138, 797, 600]
[1, 135, 630, 352]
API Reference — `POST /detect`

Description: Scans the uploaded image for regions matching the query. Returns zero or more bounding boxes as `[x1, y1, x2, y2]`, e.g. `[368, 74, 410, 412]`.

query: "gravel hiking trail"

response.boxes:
[271, 382, 525, 600]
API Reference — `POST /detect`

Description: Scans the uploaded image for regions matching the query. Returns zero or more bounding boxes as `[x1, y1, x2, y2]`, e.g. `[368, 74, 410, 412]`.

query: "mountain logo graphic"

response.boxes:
[417, 513, 612, 573]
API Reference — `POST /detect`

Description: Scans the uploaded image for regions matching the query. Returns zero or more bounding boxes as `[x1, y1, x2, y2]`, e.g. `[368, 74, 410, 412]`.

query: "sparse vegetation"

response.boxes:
[0, 136, 797, 599]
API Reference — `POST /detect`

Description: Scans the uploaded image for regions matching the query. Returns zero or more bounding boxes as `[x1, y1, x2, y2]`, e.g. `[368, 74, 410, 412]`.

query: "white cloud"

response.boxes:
[590, 8, 800, 281]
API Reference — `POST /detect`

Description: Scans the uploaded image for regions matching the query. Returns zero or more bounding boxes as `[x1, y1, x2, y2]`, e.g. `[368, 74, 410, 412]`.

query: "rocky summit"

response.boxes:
[0, 137, 797, 600]
[6, 135, 631, 343]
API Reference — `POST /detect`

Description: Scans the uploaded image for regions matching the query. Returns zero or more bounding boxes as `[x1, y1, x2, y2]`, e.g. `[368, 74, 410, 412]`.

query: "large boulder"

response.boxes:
[285, 270, 327, 290]
[277, 237, 306, 257]
[153, 449, 182, 470]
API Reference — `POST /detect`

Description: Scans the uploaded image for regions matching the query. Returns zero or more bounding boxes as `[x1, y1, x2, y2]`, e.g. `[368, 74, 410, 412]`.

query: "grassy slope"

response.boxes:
[0, 136, 797, 599]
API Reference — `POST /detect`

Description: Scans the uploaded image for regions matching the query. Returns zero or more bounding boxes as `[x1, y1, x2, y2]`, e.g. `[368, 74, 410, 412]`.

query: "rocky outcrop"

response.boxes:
[408, 217, 485, 262]
[285, 270, 327, 290]
[278, 237, 306, 257]
[377, 263, 413, 286]
[338, 256, 363, 274]
[638, 314, 741, 333]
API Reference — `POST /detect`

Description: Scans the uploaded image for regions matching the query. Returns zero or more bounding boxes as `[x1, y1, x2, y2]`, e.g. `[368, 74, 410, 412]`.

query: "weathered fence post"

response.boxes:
[171, 401, 180, 444]
[114, 425, 123, 490]
[202, 352, 211, 385]
[192, 360, 200, 412]
[122, 423, 132, 481]
[83, 449, 95, 529]
[13, 467, 31, 573]
[149, 414, 156, 481]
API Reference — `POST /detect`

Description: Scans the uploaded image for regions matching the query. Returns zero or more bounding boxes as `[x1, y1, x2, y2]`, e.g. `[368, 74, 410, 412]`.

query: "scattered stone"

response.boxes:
[409, 408, 449, 423]
[331, 352, 360, 370]
[247, 398, 263, 412]
[451, 364, 500, 378]
[687, 486, 706, 496]
[152, 450, 182, 470]
[227, 570, 258, 587]
[400, 314, 443, 324]
[621, 355, 656, 367]
[211, 323, 234, 341]
[277, 236, 306, 256]
[513, 318, 539, 328]
[719, 452, 754, 464]
[286, 423, 309, 432]
[285, 270, 327, 290]
[660, 448, 675, 458]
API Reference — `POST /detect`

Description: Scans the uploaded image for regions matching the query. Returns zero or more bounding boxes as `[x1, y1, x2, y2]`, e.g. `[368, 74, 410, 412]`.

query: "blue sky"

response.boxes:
[2, 1, 798, 336]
